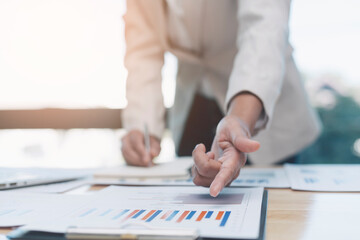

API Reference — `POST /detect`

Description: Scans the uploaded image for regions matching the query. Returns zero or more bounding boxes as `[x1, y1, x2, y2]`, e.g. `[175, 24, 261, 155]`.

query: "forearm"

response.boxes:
[227, 92, 264, 135]
[225, 0, 290, 132]
[123, 0, 166, 138]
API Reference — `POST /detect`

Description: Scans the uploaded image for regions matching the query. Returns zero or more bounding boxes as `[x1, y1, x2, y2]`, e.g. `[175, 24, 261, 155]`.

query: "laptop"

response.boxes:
[0, 167, 88, 190]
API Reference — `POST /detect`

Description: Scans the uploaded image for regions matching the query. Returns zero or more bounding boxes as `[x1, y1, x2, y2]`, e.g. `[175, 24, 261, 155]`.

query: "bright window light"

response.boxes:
[0, 0, 358, 110]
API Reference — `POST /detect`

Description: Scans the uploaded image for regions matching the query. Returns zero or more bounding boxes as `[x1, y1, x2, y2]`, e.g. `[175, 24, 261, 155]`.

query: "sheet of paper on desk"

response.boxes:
[20, 186, 264, 239]
[94, 157, 193, 178]
[93, 167, 290, 188]
[285, 164, 360, 191]
[0, 235, 7, 240]
[0, 192, 90, 227]
[228, 168, 289, 188]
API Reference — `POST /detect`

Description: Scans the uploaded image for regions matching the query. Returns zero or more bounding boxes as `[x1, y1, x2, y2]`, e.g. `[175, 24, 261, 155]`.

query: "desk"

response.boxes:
[1, 186, 360, 240]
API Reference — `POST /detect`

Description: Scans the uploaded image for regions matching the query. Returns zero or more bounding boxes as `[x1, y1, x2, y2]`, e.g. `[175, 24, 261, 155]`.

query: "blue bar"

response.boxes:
[166, 210, 179, 221]
[186, 211, 196, 220]
[145, 210, 162, 222]
[112, 209, 130, 220]
[99, 209, 112, 217]
[132, 210, 146, 219]
[205, 211, 213, 218]
[220, 211, 231, 227]
[80, 208, 96, 217]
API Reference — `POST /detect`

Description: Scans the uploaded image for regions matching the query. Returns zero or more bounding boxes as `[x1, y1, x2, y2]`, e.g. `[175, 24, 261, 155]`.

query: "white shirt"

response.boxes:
[166, 0, 214, 99]
[122, 0, 321, 164]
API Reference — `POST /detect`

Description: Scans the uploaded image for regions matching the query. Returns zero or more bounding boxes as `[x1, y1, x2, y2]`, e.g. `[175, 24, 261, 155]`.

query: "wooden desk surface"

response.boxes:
[267, 189, 360, 240]
[1, 187, 360, 240]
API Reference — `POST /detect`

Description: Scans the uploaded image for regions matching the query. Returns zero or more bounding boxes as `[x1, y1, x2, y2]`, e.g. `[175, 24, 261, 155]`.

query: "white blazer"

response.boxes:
[122, 0, 321, 164]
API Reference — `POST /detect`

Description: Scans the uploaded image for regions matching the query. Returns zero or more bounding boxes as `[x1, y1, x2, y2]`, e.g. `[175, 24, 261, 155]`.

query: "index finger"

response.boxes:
[209, 153, 242, 197]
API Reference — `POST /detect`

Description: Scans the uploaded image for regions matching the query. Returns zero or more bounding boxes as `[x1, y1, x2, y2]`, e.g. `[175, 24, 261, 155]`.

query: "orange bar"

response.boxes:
[141, 210, 156, 221]
[161, 210, 172, 219]
[122, 210, 139, 222]
[176, 211, 190, 223]
[216, 211, 224, 220]
[196, 211, 207, 221]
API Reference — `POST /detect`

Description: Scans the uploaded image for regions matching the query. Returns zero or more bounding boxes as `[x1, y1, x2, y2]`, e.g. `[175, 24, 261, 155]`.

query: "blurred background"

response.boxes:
[0, 0, 359, 168]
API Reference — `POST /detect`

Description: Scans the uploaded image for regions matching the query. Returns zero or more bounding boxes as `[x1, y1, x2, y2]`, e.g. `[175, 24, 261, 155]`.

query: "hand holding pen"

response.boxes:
[121, 125, 161, 167]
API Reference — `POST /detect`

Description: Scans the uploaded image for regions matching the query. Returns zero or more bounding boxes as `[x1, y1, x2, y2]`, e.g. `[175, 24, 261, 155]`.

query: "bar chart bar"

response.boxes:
[112, 209, 129, 220]
[99, 209, 112, 217]
[216, 211, 224, 220]
[161, 210, 172, 220]
[79, 208, 96, 217]
[166, 210, 179, 221]
[196, 211, 207, 221]
[220, 211, 231, 227]
[132, 210, 146, 219]
[205, 211, 213, 219]
[122, 210, 139, 222]
[186, 211, 196, 220]
[145, 210, 162, 222]
[141, 210, 156, 221]
[176, 211, 190, 223]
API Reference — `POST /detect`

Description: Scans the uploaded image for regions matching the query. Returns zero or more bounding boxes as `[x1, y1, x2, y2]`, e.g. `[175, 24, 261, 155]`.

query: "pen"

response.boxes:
[144, 124, 151, 166]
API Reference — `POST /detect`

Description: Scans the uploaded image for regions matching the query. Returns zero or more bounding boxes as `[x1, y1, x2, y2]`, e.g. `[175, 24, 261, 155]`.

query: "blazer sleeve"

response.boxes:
[226, 0, 291, 132]
[122, 0, 166, 139]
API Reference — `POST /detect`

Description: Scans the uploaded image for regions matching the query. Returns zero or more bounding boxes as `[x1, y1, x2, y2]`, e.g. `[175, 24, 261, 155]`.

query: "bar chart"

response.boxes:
[2, 187, 263, 239]
[76, 208, 232, 227]
[65, 186, 266, 239]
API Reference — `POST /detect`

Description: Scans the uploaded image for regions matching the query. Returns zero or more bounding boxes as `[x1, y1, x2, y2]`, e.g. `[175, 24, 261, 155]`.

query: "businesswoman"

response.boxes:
[121, 0, 321, 196]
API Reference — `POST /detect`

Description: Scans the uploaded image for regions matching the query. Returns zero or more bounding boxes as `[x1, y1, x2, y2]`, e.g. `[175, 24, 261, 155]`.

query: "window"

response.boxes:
[290, 0, 360, 163]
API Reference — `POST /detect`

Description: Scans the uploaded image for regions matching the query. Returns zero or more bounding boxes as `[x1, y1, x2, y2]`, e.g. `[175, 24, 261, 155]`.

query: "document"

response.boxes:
[285, 164, 360, 191]
[94, 167, 290, 188]
[94, 157, 193, 178]
[227, 168, 289, 188]
[15, 186, 265, 239]
[0, 192, 90, 227]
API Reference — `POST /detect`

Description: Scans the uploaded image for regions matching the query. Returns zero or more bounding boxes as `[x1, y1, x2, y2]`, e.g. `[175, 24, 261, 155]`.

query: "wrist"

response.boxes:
[227, 92, 263, 135]
[230, 116, 252, 138]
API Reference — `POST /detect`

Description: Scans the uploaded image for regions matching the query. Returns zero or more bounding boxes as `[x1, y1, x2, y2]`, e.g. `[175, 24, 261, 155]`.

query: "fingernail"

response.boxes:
[210, 183, 222, 197]
[210, 191, 218, 198]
